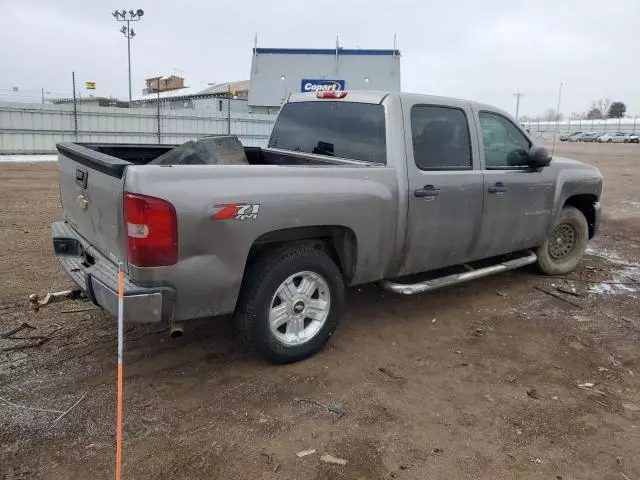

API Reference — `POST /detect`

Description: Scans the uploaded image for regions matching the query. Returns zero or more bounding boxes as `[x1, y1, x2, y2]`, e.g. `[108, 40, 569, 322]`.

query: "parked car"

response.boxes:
[46, 91, 603, 363]
[566, 132, 588, 142]
[560, 131, 582, 141]
[597, 132, 628, 143]
[623, 133, 639, 143]
[580, 132, 605, 142]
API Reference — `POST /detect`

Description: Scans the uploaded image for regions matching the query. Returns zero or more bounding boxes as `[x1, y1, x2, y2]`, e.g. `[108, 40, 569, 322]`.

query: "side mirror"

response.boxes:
[528, 145, 551, 167]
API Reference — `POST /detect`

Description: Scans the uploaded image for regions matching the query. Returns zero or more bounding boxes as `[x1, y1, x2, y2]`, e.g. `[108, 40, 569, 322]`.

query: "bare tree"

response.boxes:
[543, 108, 564, 121]
[593, 98, 611, 119]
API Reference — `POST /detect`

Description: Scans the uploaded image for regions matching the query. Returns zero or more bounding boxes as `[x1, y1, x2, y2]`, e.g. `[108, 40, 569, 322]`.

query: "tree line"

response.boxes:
[520, 99, 627, 122]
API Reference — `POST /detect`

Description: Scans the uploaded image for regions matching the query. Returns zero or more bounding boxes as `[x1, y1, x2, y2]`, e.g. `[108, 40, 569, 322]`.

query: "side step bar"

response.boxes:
[379, 251, 538, 295]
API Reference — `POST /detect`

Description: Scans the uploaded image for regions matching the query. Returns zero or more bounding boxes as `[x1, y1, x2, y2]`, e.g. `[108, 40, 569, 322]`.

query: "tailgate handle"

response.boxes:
[75, 168, 88, 189]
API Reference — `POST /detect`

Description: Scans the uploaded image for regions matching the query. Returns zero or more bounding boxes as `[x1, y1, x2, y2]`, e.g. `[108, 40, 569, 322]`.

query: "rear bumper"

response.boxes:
[52, 221, 174, 323]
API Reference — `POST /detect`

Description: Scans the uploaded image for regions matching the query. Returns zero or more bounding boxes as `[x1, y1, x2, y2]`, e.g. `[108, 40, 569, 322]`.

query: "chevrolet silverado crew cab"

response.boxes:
[48, 91, 602, 363]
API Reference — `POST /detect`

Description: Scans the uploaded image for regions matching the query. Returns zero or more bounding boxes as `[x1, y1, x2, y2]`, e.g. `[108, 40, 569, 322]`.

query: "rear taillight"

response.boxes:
[316, 91, 348, 99]
[124, 192, 178, 267]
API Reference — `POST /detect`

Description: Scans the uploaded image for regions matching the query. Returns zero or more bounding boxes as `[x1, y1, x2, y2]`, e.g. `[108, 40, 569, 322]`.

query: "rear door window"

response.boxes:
[410, 105, 472, 170]
[268, 101, 386, 164]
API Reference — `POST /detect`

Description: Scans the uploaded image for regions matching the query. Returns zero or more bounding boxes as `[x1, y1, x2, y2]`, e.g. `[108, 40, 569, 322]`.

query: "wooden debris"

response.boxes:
[555, 286, 581, 297]
[61, 307, 101, 314]
[320, 454, 348, 465]
[1, 323, 35, 338]
[534, 286, 584, 309]
[296, 449, 316, 458]
[378, 367, 405, 380]
[2, 338, 48, 352]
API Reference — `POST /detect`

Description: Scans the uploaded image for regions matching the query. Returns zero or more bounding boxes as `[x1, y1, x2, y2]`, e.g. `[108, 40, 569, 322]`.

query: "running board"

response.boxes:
[378, 251, 538, 295]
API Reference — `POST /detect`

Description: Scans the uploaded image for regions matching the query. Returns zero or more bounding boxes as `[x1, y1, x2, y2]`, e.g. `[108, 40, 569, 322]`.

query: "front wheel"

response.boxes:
[536, 206, 589, 275]
[236, 246, 345, 363]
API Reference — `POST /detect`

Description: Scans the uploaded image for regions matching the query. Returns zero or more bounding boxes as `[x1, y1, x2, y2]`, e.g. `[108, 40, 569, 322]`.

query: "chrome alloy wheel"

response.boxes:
[269, 271, 331, 346]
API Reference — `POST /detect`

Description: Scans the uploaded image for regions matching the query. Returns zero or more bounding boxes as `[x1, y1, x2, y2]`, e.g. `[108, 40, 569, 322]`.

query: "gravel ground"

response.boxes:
[1, 142, 639, 480]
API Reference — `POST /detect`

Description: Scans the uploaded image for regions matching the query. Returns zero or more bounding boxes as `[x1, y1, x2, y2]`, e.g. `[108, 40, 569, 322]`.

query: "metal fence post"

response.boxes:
[227, 84, 231, 135]
[72, 71, 78, 140]
[157, 78, 161, 144]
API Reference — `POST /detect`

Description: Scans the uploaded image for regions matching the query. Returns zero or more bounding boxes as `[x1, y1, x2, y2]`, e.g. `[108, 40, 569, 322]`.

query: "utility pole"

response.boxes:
[513, 92, 524, 120]
[41, 88, 45, 104]
[551, 82, 563, 156]
[112, 9, 144, 106]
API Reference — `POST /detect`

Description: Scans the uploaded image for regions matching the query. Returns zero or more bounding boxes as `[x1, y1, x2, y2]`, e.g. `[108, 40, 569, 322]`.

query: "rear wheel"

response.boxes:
[236, 246, 344, 363]
[536, 206, 589, 275]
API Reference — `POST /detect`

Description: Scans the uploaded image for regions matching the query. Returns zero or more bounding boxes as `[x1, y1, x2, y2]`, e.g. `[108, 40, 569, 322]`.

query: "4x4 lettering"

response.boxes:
[211, 203, 260, 220]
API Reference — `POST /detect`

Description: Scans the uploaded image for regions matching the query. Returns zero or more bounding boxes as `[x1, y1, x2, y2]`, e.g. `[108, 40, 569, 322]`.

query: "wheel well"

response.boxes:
[564, 194, 598, 238]
[244, 226, 358, 281]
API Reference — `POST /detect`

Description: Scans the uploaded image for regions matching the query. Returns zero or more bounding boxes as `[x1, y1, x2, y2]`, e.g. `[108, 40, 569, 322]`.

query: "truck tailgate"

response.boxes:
[57, 143, 129, 265]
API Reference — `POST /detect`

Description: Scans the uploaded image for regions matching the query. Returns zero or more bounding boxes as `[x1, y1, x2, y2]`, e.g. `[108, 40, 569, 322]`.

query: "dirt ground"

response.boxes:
[1, 142, 639, 480]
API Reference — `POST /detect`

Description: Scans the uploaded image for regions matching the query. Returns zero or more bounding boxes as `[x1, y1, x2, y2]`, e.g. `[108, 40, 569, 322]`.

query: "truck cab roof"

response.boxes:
[287, 90, 513, 119]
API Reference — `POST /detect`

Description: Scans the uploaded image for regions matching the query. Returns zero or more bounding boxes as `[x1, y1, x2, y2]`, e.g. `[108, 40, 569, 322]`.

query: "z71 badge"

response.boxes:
[211, 203, 260, 220]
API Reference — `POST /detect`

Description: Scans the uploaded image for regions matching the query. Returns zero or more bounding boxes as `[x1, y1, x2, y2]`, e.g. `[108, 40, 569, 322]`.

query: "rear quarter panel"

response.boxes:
[124, 164, 398, 320]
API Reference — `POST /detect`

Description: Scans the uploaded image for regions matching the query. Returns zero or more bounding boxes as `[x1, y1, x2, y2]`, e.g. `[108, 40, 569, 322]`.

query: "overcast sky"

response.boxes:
[1, 0, 638, 116]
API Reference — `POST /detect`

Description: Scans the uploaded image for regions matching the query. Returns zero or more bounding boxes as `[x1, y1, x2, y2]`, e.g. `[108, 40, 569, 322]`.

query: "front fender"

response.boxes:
[548, 158, 603, 231]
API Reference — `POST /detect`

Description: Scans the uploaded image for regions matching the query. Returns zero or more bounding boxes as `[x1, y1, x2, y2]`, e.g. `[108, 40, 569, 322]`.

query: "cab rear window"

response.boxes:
[268, 101, 386, 164]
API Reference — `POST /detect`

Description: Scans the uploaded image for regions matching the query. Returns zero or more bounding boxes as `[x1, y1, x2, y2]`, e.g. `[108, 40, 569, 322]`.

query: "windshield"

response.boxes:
[268, 101, 387, 164]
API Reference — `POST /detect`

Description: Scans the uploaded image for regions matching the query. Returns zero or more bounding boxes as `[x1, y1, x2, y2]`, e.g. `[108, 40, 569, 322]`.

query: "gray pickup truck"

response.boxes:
[49, 91, 602, 363]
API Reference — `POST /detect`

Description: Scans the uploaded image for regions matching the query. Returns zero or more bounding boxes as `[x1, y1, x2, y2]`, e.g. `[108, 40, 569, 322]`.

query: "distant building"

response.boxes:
[50, 96, 130, 108]
[248, 47, 401, 114]
[143, 75, 186, 94]
[134, 80, 251, 113]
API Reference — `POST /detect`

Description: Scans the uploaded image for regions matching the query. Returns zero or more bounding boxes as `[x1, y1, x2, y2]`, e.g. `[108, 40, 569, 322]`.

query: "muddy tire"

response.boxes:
[536, 206, 589, 276]
[236, 246, 344, 364]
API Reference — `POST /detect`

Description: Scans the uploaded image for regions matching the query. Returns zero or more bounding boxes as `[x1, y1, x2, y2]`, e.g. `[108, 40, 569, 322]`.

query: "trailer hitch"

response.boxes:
[29, 289, 85, 312]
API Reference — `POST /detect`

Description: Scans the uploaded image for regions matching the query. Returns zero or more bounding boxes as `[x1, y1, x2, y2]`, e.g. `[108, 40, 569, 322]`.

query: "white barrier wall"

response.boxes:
[0, 101, 278, 154]
[522, 118, 640, 134]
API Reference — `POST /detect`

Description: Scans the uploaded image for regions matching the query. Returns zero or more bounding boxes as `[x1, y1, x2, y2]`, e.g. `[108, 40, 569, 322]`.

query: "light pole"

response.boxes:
[513, 92, 524, 120]
[112, 9, 144, 106]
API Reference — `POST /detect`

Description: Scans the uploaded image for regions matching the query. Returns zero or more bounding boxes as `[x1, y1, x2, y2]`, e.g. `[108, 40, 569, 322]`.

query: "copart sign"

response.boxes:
[301, 79, 345, 93]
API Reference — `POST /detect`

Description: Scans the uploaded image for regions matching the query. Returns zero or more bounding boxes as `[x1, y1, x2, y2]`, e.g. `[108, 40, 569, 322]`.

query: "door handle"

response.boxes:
[488, 182, 508, 194]
[414, 185, 440, 198]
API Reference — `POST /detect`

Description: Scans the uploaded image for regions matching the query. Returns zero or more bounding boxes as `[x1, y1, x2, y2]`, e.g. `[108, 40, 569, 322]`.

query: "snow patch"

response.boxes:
[586, 246, 639, 296]
[0, 155, 57, 163]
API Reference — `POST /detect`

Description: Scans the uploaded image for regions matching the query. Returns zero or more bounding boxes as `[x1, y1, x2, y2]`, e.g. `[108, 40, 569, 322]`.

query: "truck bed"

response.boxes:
[57, 141, 370, 180]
